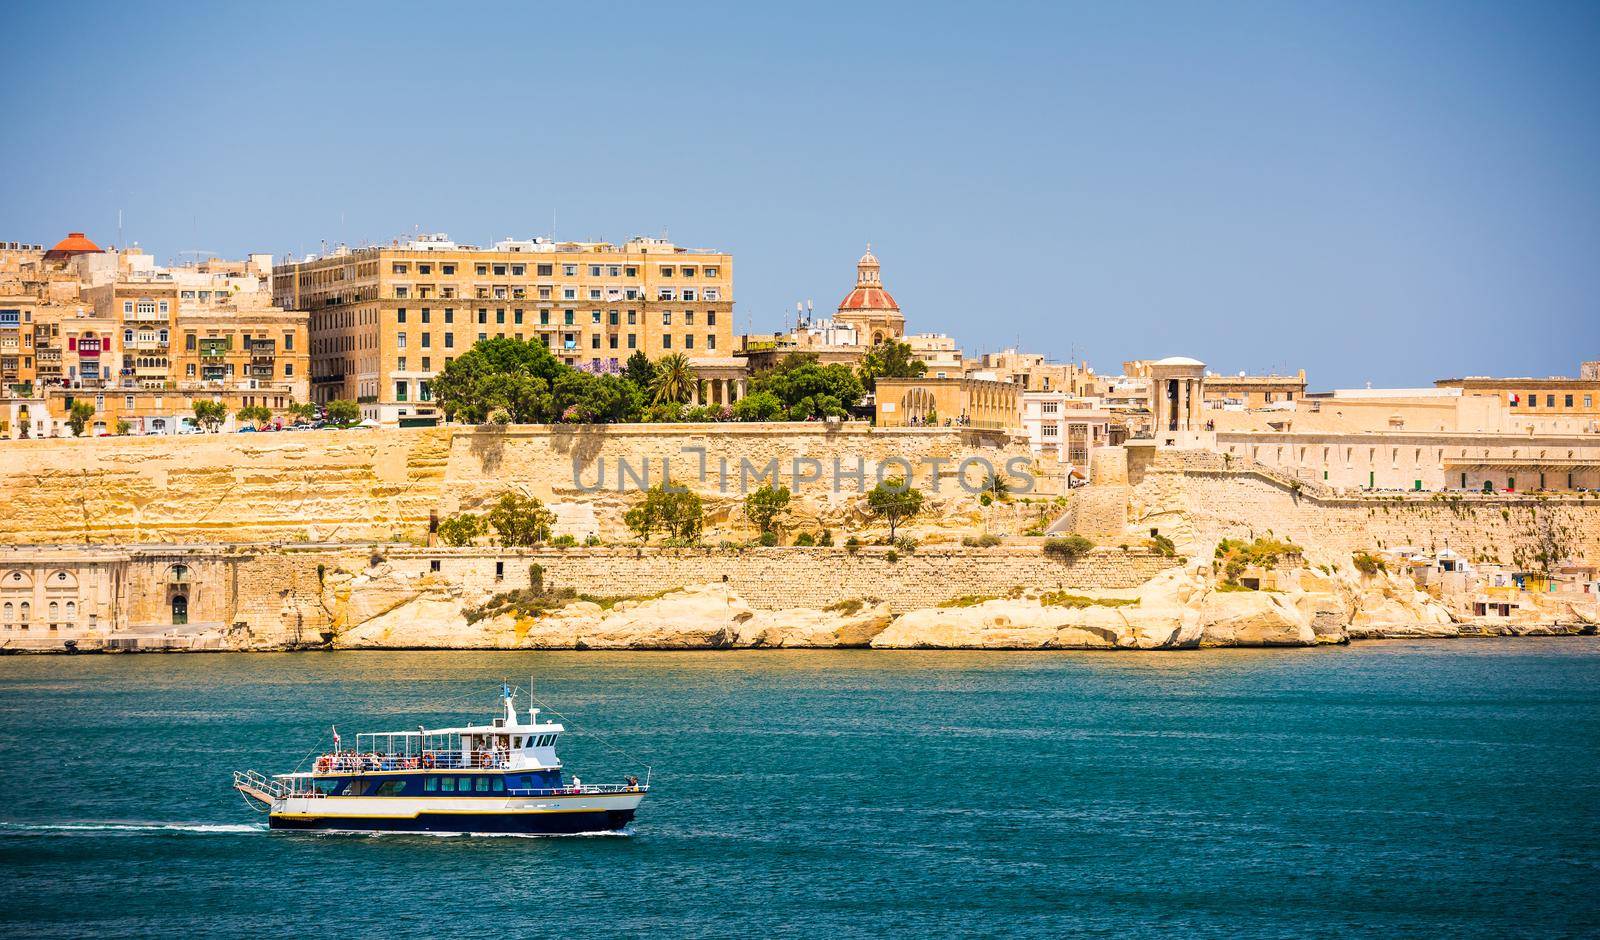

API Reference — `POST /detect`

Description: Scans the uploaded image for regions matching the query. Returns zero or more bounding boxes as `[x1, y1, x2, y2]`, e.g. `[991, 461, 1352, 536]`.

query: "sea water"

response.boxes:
[2, 641, 1598, 938]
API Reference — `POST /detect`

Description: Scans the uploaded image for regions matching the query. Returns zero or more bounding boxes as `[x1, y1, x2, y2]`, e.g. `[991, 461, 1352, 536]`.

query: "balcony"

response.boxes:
[249, 340, 276, 361]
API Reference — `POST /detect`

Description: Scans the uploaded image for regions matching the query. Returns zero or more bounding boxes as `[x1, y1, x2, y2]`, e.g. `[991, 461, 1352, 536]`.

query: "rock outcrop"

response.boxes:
[261, 558, 1566, 653]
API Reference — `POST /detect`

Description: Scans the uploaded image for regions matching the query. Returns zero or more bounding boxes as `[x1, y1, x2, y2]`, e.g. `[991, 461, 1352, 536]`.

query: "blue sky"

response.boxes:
[4, 1, 1596, 388]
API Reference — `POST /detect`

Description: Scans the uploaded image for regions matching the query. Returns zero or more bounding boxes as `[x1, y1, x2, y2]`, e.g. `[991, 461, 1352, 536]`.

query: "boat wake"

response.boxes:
[0, 820, 266, 836]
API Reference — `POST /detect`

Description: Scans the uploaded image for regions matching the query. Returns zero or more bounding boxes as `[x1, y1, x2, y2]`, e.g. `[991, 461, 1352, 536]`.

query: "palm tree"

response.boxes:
[981, 471, 1011, 500]
[651, 353, 696, 405]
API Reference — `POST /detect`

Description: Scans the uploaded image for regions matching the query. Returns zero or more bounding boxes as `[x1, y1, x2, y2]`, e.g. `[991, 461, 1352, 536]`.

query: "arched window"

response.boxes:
[48, 600, 58, 620]
[19, 602, 30, 623]
[65, 601, 76, 621]
[2, 602, 11, 623]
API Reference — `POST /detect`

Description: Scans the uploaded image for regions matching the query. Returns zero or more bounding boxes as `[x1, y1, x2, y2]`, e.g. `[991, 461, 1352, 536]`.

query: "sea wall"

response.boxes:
[0, 424, 1058, 545]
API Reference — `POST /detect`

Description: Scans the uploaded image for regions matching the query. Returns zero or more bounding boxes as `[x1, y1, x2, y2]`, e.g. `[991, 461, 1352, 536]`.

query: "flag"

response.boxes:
[1510, 393, 1519, 405]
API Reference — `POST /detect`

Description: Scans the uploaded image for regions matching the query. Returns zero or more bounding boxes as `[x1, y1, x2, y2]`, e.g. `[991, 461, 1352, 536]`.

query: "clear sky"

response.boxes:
[5, 1, 1597, 388]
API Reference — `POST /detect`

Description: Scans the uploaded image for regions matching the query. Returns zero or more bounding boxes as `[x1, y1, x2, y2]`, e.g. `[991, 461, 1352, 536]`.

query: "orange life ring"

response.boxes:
[315, 756, 330, 773]
[421, 752, 435, 769]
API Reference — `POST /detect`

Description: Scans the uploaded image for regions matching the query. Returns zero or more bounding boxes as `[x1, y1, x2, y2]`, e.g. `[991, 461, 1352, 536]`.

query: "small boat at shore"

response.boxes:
[233, 685, 648, 835]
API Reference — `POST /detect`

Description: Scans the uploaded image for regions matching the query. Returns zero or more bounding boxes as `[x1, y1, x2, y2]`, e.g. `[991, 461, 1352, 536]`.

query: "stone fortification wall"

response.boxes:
[1121, 450, 1600, 564]
[0, 425, 1055, 545]
[295, 545, 1174, 616]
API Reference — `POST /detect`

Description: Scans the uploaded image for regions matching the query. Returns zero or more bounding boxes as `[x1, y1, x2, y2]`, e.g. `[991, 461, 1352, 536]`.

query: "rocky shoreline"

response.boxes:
[7, 563, 1593, 654]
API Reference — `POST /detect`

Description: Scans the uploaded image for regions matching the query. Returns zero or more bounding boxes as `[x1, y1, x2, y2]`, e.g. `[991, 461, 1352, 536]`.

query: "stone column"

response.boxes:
[736, 378, 747, 400]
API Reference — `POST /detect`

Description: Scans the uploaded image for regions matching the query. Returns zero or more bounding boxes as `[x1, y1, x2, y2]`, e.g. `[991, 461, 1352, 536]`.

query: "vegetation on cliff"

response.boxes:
[1214, 536, 1303, 583]
[624, 484, 705, 544]
[867, 476, 924, 541]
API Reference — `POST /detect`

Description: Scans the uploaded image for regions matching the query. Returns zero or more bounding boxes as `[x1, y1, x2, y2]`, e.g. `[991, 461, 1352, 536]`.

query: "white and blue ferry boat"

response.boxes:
[233, 686, 648, 835]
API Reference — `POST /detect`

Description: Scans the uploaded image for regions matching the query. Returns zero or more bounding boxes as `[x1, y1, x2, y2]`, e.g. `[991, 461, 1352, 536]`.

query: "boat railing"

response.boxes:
[313, 750, 511, 774]
[233, 769, 326, 800]
[506, 783, 648, 797]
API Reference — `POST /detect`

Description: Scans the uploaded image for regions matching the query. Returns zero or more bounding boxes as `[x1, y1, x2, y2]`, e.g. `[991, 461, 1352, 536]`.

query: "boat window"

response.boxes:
[492, 778, 505, 792]
[425, 777, 438, 792]
[314, 779, 339, 795]
[459, 777, 471, 793]
[475, 777, 490, 792]
[374, 781, 407, 796]
[440, 778, 455, 792]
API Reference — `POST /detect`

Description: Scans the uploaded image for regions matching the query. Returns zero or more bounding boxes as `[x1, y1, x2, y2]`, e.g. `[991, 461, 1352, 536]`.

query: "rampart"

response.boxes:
[1115, 448, 1600, 564]
[0, 424, 1057, 545]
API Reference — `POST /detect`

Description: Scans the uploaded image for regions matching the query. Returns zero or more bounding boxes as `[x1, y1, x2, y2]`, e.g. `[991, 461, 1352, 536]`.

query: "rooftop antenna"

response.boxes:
[117, 208, 123, 251]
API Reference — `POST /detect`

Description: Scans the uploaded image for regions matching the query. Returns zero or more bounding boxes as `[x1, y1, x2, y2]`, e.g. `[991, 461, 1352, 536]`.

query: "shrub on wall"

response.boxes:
[1043, 535, 1094, 560]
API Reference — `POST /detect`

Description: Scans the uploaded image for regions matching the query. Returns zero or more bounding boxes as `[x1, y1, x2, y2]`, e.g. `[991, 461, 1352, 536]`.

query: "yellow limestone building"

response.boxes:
[274, 233, 734, 421]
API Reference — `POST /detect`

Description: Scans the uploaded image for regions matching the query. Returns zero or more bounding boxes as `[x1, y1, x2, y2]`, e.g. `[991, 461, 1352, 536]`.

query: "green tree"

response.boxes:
[193, 399, 227, 432]
[1043, 535, 1094, 560]
[324, 399, 361, 426]
[431, 337, 647, 425]
[485, 491, 556, 547]
[288, 401, 317, 423]
[437, 512, 484, 547]
[731, 390, 785, 422]
[432, 338, 563, 424]
[624, 484, 704, 544]
[236, 404, 272, 427]
[554, 372, 642, 423]
[856, 339, 927, 391]
[650, 353, 696, 405]
[980, 470, 1011, 500]
[66, 399, 95, 437]
[743, 484, 792, 536]
[749, 358, 864, 419]
[115, 418, 131, 435]
[623, 350, 657, 388]
[866, 476, 924, 541]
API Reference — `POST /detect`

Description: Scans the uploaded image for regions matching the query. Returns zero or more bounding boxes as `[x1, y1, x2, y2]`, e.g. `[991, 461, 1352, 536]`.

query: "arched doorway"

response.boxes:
[172, 595, 188, 625]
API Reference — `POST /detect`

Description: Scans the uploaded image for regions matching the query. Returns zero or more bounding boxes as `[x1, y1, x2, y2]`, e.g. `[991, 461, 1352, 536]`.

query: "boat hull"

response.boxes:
[268, 807, 636, 834]
[264, 791, 644, 835]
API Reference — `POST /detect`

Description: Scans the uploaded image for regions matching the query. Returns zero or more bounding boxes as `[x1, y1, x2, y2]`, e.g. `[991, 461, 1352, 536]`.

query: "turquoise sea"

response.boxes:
[2, 641, 1598, 938]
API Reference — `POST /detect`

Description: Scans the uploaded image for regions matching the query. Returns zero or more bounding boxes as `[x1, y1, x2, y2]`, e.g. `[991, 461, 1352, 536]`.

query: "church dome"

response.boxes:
[44, 232, 104, 260]
[837, 244, 900, 314]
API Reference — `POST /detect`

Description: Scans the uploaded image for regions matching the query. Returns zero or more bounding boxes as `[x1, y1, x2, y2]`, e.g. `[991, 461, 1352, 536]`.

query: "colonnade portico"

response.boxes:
[687, 356, 749, 408]
[1144, 356, 1208, 446]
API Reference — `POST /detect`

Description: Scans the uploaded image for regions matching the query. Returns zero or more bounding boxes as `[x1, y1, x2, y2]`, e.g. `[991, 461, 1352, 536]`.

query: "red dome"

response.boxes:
[44, 232, 104, 260]
[836, 243, 901, 313]
[837, 286, 900, 311]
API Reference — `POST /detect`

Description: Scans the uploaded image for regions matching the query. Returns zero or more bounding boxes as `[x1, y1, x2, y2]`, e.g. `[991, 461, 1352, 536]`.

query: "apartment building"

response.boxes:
[273, 233, 734, 418]
[0, 234, 308, 437]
